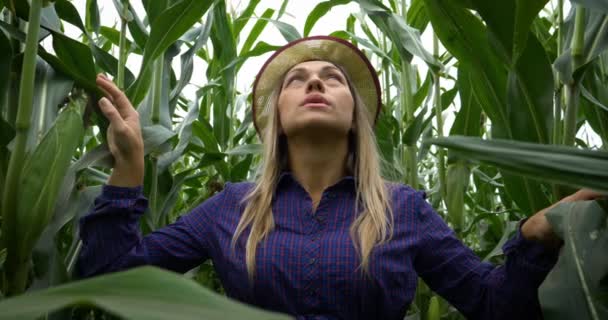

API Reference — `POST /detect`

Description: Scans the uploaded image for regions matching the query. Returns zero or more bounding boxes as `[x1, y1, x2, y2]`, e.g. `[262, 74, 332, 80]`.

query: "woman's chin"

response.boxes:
[283, 120, 350, 139]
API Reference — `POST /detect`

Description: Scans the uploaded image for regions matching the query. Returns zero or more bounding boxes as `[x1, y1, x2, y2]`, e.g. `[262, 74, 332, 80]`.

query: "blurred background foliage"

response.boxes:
[0, 0, 606, 319]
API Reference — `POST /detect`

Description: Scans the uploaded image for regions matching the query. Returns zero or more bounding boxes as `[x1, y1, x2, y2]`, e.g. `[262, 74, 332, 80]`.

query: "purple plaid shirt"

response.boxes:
[78, 172, 558, 320]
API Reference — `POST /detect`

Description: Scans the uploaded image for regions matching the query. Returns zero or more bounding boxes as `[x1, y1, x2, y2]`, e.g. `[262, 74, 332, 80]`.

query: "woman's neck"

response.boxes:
[286, 135, 349, 200]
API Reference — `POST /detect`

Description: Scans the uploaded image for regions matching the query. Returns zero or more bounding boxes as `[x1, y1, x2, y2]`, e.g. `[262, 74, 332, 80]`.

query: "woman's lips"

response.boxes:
[302, 102, 329, 108]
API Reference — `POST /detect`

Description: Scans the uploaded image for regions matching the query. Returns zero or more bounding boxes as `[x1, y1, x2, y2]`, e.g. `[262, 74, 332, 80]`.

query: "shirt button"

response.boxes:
[309, 258, 316, 265]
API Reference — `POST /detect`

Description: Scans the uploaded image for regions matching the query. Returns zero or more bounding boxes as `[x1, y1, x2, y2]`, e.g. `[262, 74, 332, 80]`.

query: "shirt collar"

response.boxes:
[277, 170, 356, 191]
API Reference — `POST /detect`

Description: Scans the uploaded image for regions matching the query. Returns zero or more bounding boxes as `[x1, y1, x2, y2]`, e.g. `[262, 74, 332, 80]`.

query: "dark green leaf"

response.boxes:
[403, 107, 431, 146]
[470, 0, 549, 62]
[0, 266, 291, 320]
[126, 3, 149, 49]
[85, 0, 100, 34]
[0, 22, 13, 115]
[451, 66, 482, 137]
[506, 35, 554, 144]
[424, 0, 510, 137]
[51, 32, 97, 90]
[54, 0, 86, 33]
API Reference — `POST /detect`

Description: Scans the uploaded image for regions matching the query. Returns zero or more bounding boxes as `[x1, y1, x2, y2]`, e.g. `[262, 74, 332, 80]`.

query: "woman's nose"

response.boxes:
[306, 76, 325, 93]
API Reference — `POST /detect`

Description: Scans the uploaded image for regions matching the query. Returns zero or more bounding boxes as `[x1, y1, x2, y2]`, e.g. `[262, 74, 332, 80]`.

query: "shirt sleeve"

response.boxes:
[412, 191, 559, 320]
[77, 184, 214, 278]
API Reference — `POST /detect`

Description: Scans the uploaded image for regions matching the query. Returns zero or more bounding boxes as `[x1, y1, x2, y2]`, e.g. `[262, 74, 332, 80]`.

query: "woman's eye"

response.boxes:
[326, 74, 342, 82]
[286, 76, 303, 86]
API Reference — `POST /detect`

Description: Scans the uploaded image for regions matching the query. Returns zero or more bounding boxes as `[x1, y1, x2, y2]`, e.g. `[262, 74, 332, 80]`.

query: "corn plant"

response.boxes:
[0, 0, 606, 319]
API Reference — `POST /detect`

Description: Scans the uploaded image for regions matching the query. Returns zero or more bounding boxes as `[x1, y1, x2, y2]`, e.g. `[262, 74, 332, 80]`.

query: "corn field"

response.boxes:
[0, 0, 607, 319]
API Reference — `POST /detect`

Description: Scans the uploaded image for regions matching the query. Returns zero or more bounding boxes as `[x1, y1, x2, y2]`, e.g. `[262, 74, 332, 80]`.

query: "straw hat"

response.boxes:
[252, 35, 381, 135]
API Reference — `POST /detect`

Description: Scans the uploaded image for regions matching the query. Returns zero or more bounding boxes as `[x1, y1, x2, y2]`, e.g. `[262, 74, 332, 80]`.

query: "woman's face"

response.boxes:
[277, 60, 355, 138]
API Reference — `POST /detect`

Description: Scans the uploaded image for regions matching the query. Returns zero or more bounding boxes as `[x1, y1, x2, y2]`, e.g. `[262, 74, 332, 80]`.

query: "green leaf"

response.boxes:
[554, 11, 608, 84]
[207, 1, 237, 149]
[142, 0, 168, 24]
[171, 15, 213, 105]
[304, 0, 350, 37]
[356, 0, 440, 68]
[407, 0, 429, 32]
[0, 21, 13, 115]
[127, 0, 213, 106]
[225, 144, 262, 156]
[571, 0, 608, 12]
[13, 96, 85, 271]
[126, 3, 149, 49]
[49, 32, 97, 91]
[470, 0, 549, 62]
[426, 136, 608, 192]
[424, 0, 510, 137]
[158, 96, 201, 171]
[85, 0, 100, 34]
[539, 200, 608, 320]
[403, 107, 431, 146]
[580, 66, 608, 145]
[54, 0, 86, 34]
[445, 161, 470, 232]
[233, 0, 261, 35]
[99, 26, 141, 54]
[425, 0, 551, 214]
[267, 18, 301, 42]
[26, 58, 74, 151]
[506, 35, 554, 144]
[0, 266, 291, 320]
[239, 8, 274, 56]
[450, 66, 482, 137]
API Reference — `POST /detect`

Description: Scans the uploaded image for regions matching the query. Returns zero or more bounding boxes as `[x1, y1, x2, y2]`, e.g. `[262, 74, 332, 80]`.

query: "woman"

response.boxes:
[78, 36, 602, 320]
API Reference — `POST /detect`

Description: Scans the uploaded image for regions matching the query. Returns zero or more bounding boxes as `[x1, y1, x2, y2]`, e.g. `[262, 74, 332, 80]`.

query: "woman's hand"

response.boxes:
[96, 74, 144, 187]
[521, 189, 606, 249]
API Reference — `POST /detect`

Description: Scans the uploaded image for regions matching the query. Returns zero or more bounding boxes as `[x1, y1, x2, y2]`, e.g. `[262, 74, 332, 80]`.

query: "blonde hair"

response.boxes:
[232, 64, 393, 283]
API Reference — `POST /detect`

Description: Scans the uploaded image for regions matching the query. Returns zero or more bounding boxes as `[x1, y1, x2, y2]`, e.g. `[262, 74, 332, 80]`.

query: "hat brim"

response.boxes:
[252, 36, 381, 135]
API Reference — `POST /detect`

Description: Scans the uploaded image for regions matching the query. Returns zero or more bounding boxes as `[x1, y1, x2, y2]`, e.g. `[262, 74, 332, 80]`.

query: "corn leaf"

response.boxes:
[425, 0, 550, 215]
[304, 0, 350, 37]
[127, 0, 213, 106]
[407, 0, 429, 32]
[571, 0, 608, 12]
[426, 136, 608, 192]
[14, 96, 85, 267]
[539, 200, 608, 320]
[26, 58, 74, 152]
[450, 66, 482, 137]
[0, 266, 290, 320]
[554, 10, 608, 84]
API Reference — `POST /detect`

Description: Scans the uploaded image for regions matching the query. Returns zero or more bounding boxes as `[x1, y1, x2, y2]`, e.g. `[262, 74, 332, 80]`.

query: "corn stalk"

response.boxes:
[563, 5, 586, 146]
[1, 0, 44, 296]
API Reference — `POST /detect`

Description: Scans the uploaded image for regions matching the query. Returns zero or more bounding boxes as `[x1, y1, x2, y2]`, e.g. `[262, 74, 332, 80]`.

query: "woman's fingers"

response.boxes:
[95, 74, 135, 117]
[563, 189, 607, 202]
[98, 97, 127, 131]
